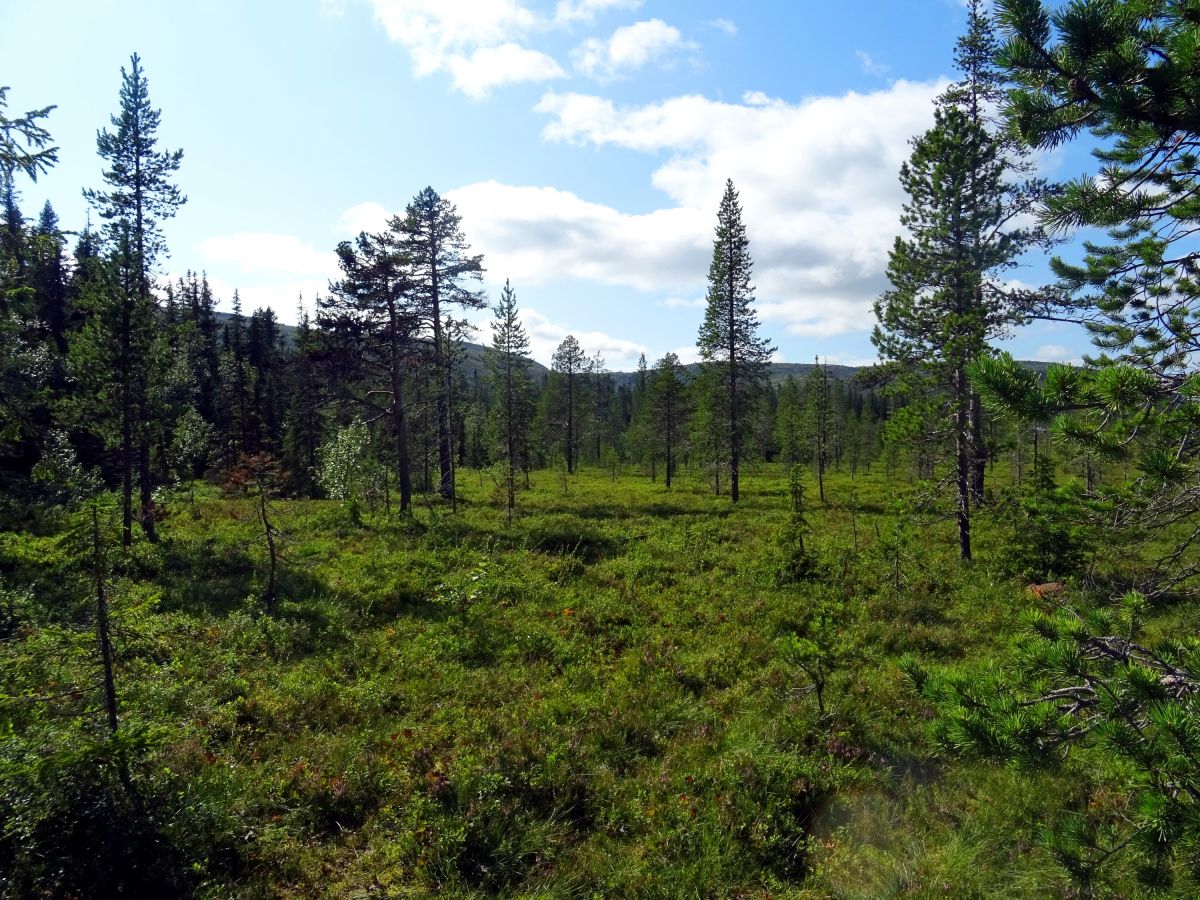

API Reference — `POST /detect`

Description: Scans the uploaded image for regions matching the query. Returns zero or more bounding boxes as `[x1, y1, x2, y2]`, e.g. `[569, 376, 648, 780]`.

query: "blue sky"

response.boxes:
[2, 0, 1096, 369]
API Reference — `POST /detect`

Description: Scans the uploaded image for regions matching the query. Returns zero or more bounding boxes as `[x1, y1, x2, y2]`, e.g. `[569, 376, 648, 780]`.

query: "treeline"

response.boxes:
[2, 59, 924, 528]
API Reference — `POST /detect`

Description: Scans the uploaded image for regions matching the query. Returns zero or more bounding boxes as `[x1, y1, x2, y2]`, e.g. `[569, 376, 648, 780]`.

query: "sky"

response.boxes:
[2, 0, 1098, 370]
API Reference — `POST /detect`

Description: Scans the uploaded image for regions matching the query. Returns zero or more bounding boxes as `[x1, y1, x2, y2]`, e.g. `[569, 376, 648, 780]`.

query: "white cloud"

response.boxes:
[554, 0, 642, 26]
[856, 50, 889, 78]
[662, 296, 705, 308]
[1034, 344, 1082, 364]
[335, 201, 394, 235]
[573, 18, 695, 81]
[200, 233, 338, 278]
[481, 304, 648, 368]
[708, 18, 737, 36]
[448, 43, 566, 99]
[669, 345, 702, 365]
[512, 80, 947, 336]
[201, 273, 332, 319]
[448, 180, 709, 292]
[364, 0, 563, 97]
[305, 80, 963, 340]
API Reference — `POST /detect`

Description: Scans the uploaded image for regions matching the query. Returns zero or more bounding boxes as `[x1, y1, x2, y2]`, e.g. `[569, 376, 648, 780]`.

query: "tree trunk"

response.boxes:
[120, 298, 134, 548]
[431, 263, 454, 501]
[956, 368, 972, 561]
[388, 306, 412, 512]
[971, 391, 985, 507]
[728, 320, 740, 503]
[138, 436, 157, 542]
[506, 363, 516, 520]
[566, 374, 575, 475]
[93, 505, 120, 736]
[664, 391, 674, 490]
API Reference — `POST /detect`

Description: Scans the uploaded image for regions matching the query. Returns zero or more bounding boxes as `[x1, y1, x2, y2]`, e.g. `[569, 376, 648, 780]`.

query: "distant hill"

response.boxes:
[211, 313, 1054, 384]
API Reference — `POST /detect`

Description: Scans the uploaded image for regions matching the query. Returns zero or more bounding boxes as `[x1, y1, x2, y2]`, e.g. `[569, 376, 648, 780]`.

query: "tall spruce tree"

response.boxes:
[648, 352, 688, 489]
[399, 187, 484, 502]
[282, 298, 323, 497]
[697, 178, 772, 502]
[84, 54, 184, 545]
[551, 335, 586, 475]
[0, 87, 57, 475]
[484, 279, 533, 520]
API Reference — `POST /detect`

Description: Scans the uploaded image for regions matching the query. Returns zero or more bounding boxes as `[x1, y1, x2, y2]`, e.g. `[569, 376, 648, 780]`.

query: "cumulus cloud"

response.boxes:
[572, 19, 695, 81]
[479, 304, 648, 367]
[708, 18, 737, 36]
[554, 0, 642, 26]
[364, 0, 563, 97]
[207, 80, 954, 341]
[469, 79, 947, 336]
[198, 273, 331, 319]
[448, 43, 566, 99]
[335, 201, 394, 235]
[194, 235, 341, 318]
[447, 180, 710, 292]
[200, 233, 338, 278]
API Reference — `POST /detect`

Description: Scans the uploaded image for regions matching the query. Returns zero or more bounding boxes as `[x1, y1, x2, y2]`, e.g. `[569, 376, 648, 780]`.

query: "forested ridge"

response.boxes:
[3, 1, 1200, 897]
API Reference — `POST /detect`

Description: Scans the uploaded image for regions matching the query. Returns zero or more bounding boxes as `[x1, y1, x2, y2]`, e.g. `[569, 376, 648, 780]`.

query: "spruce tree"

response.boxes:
[696, 179, 772, 502]
[282, 298, 323, 497]
[30, 202, 69, 353]
[84, 54, 184, 544]
[551, 335, 586, 474]
[648, 352, 688, 489]
[775, 375, 805, 465]
[484, 279, 533, 520]
[0, 87, 57, 472]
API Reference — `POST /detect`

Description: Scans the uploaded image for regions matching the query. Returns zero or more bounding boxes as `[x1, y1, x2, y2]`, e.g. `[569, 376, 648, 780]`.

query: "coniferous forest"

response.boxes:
[2, 1, 1200, 896]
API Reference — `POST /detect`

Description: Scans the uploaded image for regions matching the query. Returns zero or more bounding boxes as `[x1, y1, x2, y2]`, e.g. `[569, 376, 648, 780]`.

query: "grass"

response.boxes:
[1, 460, 1187, 897]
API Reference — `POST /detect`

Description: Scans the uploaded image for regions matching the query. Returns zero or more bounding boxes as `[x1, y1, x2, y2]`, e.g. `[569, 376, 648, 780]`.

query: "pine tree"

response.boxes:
[322, 227, 419, 511]
[931, 4, 1200, 889]
[83, 54, 185, 545]
[400, 187, 485, 502]
[974, 0, 1200, 589]
[872, 101, 1027, 560]
[696, 179, 773, 502]
[0, 85, 57, 190]
[484, 279, 533, 520]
